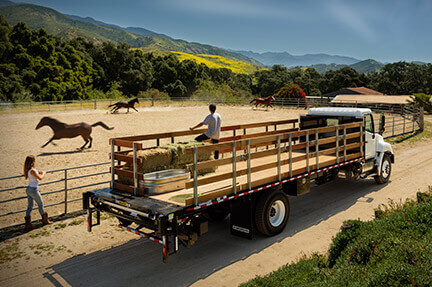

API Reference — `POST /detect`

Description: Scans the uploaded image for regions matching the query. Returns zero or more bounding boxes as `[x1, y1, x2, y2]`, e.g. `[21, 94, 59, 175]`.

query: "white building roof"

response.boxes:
[331, 95, 411, 104]
[307, 107, 372, 118]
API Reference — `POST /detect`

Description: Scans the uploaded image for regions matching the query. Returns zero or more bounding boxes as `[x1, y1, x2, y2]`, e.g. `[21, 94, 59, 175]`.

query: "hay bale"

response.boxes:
[121, 141, 216, 185]
[162, 141, 216, 175]
[136, 147, 172, 173]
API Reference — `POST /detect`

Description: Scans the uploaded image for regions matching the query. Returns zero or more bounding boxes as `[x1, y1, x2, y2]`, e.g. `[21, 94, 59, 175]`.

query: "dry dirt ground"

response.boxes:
[0, 106, 431, 286]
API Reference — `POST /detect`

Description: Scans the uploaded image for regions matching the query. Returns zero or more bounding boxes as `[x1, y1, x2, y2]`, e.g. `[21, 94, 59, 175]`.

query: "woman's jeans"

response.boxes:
[25, 186, 45, 217]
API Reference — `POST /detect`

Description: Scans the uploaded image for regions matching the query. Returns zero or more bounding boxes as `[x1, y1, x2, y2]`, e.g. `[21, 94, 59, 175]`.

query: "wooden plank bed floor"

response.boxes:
[151, 150, 339, 206]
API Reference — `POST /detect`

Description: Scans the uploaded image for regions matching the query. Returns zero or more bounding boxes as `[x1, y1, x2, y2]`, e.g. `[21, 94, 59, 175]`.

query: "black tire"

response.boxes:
[374, 154, 392, 184]
[204, 206, 230, 221]
[255, 190, 290, 236]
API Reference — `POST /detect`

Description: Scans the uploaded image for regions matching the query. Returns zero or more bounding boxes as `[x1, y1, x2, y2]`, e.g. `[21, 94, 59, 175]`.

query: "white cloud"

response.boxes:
[329, 0, 377, 41]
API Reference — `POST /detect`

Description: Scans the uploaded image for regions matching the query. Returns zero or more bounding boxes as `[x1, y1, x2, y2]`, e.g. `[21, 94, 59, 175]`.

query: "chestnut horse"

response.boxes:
[108, 98, 139, 113]
[36, 117, 114, 150]
[250, 95, 275, 109]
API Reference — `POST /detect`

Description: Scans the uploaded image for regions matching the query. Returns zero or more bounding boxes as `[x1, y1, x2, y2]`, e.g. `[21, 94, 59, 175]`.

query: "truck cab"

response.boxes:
[303, 107, 394, 183]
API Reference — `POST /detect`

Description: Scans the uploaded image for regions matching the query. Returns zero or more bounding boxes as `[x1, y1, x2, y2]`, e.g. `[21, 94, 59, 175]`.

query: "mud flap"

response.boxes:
[230, 197, 254, 239]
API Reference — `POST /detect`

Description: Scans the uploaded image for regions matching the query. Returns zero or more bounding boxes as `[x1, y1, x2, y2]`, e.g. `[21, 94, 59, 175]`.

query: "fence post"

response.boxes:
[64, 169, 68, 214]
[419, 107, 424, 131]
[94, 100, 97, 110]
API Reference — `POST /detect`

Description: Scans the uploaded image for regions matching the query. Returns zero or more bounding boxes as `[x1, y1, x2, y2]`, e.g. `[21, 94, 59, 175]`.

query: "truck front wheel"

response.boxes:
[255, 191, 290, 236]
[374, 154, 392, 184]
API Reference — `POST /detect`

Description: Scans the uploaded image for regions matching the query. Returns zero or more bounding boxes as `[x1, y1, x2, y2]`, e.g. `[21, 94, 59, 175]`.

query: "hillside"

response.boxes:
[235, 50, 360, 68]
[311, 59, 384, 73]
[350, 59, 384, 73]
[65, 14, 172, 39]
[0, 2, 261, 65]
[170, 51, 264, 74]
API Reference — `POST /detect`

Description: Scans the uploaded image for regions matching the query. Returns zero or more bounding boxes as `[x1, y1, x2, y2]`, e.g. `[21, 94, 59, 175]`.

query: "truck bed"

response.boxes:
[109, 119, 363, 208]
[151, 150, 340, 206]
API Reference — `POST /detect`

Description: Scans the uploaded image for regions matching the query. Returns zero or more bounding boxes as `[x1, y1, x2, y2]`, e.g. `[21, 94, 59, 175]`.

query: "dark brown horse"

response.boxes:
[36, 117, 114, 150]
[108, 98, 139, 113]
[250, 95, 275, 109]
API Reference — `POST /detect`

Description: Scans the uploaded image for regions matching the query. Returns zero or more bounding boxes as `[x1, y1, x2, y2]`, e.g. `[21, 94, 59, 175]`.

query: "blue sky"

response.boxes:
[19, 0, 432, 63]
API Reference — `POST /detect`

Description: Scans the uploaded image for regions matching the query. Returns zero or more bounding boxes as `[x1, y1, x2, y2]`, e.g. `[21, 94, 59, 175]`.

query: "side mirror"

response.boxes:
[379, 114, 386, 135]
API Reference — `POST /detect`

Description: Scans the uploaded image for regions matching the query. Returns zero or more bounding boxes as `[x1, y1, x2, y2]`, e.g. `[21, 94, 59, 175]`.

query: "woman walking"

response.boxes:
[24, 155, 51, 231]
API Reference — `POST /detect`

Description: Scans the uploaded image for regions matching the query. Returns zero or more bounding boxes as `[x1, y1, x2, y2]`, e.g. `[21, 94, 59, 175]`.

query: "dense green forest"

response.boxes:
[1, 17, 431, 103]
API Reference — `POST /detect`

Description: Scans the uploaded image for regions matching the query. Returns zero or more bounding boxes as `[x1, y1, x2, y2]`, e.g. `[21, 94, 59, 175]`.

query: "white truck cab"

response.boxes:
[305, 107, 394, 183]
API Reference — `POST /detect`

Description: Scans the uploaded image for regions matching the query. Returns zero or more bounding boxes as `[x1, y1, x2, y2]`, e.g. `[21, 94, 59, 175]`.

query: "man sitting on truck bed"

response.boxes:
[190, 104, 222, 159]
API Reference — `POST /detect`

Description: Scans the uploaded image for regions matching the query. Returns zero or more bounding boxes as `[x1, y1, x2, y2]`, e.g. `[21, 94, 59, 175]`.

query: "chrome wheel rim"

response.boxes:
[381, 160, 390, 178]
[269, 200, 286, 227]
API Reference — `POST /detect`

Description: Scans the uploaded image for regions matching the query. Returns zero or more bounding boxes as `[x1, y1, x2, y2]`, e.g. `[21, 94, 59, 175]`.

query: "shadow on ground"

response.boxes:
[38, 149, 97, 157]
[44, 178, 386, 286]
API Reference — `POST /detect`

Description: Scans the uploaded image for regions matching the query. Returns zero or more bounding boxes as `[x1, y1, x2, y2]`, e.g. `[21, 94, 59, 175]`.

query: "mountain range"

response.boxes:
[0, 0, 388, 73]
[233, 50, 360, 68]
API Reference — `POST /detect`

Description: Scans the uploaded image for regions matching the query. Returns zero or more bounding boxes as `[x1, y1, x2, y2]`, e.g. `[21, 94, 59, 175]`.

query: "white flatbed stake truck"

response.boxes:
[84, 107, 394, 262]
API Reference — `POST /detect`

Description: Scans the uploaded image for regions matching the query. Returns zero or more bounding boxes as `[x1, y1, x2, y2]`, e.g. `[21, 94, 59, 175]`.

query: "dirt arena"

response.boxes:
[0, 104, 304, 227]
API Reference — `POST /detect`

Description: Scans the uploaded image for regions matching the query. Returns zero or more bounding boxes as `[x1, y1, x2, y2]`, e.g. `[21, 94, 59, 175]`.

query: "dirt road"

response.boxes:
[0, 123, 431, 286]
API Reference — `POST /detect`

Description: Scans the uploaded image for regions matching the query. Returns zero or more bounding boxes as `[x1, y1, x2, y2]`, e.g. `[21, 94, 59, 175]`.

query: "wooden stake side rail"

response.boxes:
[111, 141, 361, 190]
[110, 127, 314, 165]
[183, 153, 362, 206]
[111, 118, 298, 148]
[188, 122, 361, 155]
[111, 121, 363, 205]
[183, 142, 361, 189]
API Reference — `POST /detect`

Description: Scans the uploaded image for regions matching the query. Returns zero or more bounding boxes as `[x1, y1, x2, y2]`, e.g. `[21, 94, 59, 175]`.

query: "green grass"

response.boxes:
[29, 243, 55, 255]
[0, 239, 24, 264]
[242, 187, 432, 286]
[54, 223, 67, 229]
[29, 229, 50, 238]
[68, 218, 85, 226]
[387, 121, 432, 144]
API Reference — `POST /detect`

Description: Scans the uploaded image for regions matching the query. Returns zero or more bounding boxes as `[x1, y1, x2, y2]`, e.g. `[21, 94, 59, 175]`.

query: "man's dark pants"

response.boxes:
[195, 134, 219, 159]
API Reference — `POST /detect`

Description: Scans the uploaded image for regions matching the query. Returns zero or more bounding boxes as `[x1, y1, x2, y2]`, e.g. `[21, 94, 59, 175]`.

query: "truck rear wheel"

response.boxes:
[255, 190, 290, 236]
[374, 154, 391, 184]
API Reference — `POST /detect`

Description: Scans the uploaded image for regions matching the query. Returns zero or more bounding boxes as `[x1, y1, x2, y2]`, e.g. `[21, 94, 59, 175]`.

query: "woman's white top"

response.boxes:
[28, 168, 39, 188]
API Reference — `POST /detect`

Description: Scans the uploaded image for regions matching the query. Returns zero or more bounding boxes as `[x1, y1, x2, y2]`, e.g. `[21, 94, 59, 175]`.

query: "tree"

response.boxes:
[322, 67, 367, 94]
[254, 65, 291, 97]
[274, 82, 307, 104]
[409, 93, 432, 113]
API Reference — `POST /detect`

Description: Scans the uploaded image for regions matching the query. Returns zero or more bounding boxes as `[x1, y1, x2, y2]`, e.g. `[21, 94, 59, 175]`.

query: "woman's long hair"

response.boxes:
[24, 155, 35, 179]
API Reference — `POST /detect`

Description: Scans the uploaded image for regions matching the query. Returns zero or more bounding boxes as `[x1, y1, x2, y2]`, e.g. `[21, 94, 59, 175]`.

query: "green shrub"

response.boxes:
[327, 219, 364, 267]
[242, 191, 432, 286]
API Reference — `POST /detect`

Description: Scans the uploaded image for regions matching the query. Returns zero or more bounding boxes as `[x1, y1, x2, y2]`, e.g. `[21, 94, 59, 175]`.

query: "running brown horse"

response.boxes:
[250, 95, 275, 109]
[108, 98, 139, 113]
[36, 117, 114, 150]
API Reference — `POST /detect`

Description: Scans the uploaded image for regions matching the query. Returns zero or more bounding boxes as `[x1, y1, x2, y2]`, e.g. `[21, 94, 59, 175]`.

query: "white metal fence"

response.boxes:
[0, 162, 110, 229]
[0, 96, 415, 114]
